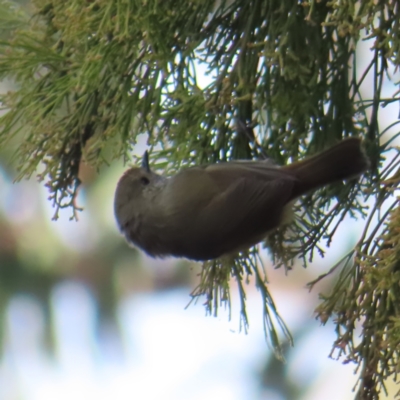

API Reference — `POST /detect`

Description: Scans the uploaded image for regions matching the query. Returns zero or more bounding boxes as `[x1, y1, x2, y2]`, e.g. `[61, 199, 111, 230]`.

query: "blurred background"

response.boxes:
[1, 4, 400, 400]
[0, 136, 397, 400]
[0, 155, 354, 400]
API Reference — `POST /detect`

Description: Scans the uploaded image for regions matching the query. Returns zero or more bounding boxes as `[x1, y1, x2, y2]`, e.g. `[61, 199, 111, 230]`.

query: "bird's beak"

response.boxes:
[141, 151, 151, 173]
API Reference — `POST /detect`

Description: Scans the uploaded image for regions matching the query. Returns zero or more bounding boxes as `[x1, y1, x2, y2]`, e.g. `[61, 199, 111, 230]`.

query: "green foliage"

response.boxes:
[0, 0, 400, 398]
[189, 249, 292, 361]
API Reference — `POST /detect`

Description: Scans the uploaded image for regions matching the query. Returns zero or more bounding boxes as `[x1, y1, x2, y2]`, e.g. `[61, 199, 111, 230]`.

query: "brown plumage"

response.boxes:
[114, 138, 368, 261]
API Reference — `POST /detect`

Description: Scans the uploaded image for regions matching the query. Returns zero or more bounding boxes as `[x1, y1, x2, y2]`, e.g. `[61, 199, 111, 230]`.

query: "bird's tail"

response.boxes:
[283, 138, 368, 199]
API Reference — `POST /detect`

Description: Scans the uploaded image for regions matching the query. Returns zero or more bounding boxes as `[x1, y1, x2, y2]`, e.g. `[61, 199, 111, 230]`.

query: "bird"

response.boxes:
[114, 138, 368, 261]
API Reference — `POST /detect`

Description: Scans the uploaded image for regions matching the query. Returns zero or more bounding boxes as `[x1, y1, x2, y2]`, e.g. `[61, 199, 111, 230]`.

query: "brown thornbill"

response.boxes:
[114, 138, 368, 261]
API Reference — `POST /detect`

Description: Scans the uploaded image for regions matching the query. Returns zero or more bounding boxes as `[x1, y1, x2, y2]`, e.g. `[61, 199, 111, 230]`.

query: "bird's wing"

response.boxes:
[202, 167, 296, 224]
[191, 166, 296, 255]
[159, 164, 298, 259]
[203, 162, 297, 188]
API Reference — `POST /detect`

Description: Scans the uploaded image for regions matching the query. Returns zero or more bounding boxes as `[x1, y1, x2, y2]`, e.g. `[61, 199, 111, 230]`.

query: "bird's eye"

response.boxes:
[140, 176, 150, 185]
